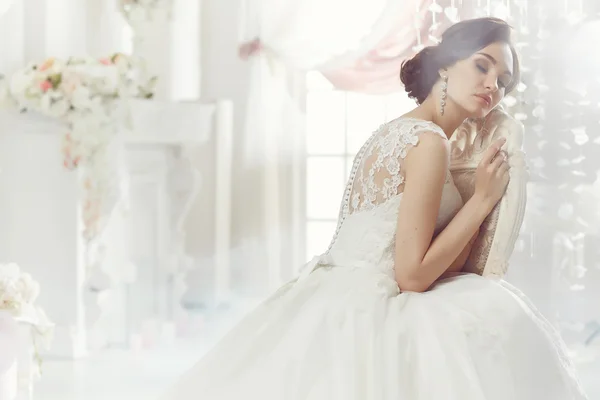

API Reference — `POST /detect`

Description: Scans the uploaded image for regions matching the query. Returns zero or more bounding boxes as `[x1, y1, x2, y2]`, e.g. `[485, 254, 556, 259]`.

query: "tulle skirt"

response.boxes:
[158, 266, 588, 400]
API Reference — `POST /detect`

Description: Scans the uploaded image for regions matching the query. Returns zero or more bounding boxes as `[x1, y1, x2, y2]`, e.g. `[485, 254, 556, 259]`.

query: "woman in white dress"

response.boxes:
[159, 17, 588, 400]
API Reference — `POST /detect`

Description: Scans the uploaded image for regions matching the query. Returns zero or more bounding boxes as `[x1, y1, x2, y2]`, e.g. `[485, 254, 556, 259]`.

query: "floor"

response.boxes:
[35, 316, 600, 400]
[35, 347, 600, 400]
[36, 338, 209, 400]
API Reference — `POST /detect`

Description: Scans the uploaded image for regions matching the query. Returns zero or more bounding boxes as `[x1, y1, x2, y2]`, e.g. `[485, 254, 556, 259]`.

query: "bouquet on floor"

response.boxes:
[0, 262, 54, 374]
[3, 53, 156, 240]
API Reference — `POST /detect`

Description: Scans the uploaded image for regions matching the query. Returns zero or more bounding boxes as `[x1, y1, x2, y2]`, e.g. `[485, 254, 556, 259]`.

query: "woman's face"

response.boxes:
[444, 41, 514, 119]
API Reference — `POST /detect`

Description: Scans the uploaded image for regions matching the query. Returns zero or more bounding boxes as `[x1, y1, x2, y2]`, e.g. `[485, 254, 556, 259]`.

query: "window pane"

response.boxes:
[305, 221, 337, 262]
[306, 71, 334, 92]
[306, 92, 346, 155]
[306, 156, 345, 219]
[385, 92, 416, 120]
[346, 93, 387, 154]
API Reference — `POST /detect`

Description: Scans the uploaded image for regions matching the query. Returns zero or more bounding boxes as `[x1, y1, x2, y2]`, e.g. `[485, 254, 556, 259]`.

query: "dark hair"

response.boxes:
[400, 17, 520, 104]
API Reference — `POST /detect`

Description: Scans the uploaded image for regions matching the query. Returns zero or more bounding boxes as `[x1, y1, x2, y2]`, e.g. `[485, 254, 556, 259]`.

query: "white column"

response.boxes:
[0, 1, 25, 75]
[44, 0, 88, 57]
[171, 0, 201, 100]
[21, 0, 47, 63]
[214, 100, 233, 304]
[19, 0, 89, 63]
[86, 0, 130, 57]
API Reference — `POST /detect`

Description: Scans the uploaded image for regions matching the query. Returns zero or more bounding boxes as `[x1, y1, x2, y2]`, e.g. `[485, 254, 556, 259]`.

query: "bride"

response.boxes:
[159, 17, 588, 399]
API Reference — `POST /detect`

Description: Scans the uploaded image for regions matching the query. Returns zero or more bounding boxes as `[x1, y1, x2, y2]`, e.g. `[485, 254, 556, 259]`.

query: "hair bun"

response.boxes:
[400, 46, 440, 104]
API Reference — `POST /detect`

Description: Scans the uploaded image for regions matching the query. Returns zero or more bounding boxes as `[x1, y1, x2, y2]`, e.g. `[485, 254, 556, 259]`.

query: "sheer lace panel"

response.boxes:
[347, 118, 448, 215]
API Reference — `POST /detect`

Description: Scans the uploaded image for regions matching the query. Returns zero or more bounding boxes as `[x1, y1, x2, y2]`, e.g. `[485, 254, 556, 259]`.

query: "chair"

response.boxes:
[449, 106, 528, 278]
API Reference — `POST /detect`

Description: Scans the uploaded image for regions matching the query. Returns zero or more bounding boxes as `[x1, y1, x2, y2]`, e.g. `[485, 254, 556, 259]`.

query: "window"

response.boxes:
[304, 71, 416, 259]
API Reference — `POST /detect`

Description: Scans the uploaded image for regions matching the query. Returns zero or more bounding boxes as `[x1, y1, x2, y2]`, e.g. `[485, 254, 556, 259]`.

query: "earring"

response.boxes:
[440, 75, 448, 116]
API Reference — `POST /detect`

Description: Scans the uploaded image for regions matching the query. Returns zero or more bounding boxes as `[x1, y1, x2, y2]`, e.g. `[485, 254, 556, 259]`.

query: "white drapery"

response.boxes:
[236, 0, 451, 291]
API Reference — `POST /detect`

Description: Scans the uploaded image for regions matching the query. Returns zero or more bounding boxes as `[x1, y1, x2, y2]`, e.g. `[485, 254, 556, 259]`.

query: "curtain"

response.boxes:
[236, 0, 458, 292]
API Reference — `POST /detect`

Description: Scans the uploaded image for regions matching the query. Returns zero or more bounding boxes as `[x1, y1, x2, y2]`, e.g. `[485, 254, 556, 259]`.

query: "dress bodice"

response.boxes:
[321, 117, 464, 277]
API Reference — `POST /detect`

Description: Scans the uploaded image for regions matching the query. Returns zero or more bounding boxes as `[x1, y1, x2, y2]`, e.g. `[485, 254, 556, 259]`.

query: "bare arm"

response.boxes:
[394, 136, 508, 292]
[444, 228, 479, 274]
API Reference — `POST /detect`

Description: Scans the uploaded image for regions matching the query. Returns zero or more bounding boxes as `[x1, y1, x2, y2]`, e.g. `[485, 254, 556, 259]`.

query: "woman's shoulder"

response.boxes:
[374, 116, 448, 151]
[366, 116, 448, 161]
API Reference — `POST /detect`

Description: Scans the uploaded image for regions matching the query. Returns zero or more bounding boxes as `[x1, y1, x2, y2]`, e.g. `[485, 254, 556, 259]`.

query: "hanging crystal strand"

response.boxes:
[521, 0, 528, 31]
[414, 1, 423, 52]
[450, 0, 459, 23]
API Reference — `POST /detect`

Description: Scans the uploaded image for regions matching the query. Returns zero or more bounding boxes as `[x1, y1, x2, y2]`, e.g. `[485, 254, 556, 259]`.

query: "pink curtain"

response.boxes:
[237, 0, 473, 95]
[320, 0, 466, 94]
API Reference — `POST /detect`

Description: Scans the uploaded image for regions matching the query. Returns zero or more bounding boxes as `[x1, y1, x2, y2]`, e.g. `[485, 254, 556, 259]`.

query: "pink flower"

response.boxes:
[99, 58, 112, 65]
[238, 38, 262, 60]
[39, 58, 55, 72]
[40, 80, 52, 92]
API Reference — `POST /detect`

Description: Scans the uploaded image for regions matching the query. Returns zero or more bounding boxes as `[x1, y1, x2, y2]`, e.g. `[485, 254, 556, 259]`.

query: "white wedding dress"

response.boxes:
[159, 118, 588, 400]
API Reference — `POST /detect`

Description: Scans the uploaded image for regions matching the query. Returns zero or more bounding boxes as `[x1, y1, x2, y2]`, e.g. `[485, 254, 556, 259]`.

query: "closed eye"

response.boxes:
[476, 62, 508, 89]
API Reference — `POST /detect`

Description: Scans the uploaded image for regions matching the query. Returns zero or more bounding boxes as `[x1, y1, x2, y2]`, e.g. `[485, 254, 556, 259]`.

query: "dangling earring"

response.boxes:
[440, 74, 448, 116]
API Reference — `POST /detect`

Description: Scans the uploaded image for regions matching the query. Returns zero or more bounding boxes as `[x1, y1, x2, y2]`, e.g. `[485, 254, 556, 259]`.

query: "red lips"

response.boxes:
[474, 94, 492, 107]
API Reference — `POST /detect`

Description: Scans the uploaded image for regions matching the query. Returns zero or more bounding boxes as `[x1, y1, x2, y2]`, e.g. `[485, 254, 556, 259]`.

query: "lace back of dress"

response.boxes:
[322, 118, 448, 254]
[349, 118, 448, 214]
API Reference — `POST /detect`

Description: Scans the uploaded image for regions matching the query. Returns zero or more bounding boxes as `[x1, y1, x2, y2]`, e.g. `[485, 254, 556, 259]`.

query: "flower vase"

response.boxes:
[0, 362, 17, 400]
[15, 323, 34, 400]
[0, 312, 19, 400]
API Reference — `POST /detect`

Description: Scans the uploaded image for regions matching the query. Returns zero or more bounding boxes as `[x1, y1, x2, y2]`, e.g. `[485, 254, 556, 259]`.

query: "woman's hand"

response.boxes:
[473, 137, 510, 213]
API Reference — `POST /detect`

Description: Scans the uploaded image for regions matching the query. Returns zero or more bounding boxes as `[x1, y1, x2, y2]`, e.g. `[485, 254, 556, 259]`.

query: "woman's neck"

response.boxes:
[403, 97, 468, 139]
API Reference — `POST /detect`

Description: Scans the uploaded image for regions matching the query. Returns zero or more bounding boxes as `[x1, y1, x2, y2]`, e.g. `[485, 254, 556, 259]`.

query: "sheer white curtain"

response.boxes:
[236, 0, 431, 292]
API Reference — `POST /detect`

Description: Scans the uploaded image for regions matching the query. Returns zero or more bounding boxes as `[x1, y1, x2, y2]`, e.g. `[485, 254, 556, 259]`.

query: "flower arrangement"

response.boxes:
[0, 262, 53, 374]
[2, 53, 156, 240]
[0, 263, 40, 315]
[120, 0, 173, 26]
[7, 53, 154, 120]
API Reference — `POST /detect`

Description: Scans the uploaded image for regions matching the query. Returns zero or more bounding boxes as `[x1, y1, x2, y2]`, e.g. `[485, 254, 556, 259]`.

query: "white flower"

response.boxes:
[61, 70, 83, 95]
[52, 98, 71, 118]
[16, 273, 40, 304]
[8, 71, 31, 98]
[71, 86, 92, 110]
[0, 263, 20, 280]
[0, 263, 24, 312]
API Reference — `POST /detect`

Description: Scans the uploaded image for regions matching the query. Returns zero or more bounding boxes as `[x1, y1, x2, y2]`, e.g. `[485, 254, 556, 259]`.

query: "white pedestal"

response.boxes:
[0, 110, 88, 359]
[0, 98, 233, 355]
[0, 318, 40, 400]
[112, 99, 233, 344]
